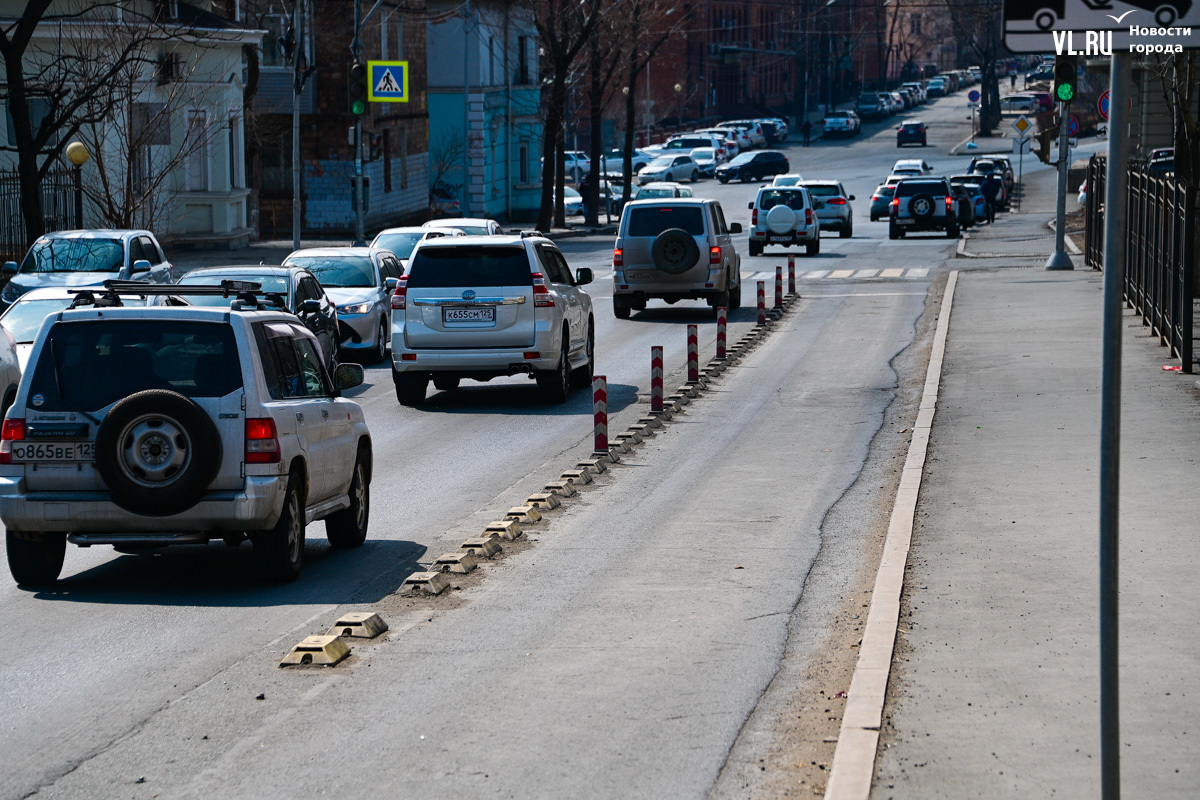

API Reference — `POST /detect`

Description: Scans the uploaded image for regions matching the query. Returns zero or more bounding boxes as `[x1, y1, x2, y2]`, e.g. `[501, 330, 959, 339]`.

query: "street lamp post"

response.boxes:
[65, 141, 89, 228]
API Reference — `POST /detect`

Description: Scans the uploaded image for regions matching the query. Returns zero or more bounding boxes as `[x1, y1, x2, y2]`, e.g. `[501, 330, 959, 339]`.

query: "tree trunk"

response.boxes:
[554, 125, 566, 228]
[621, 58, 639, 206]
[536, 75, 565, 233]
[4, 59, 45, 247]
[585, 36, 603, 227]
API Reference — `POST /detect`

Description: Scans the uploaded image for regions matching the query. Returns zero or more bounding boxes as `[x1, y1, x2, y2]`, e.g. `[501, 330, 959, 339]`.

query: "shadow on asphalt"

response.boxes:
[414, 380, 637, 416]
[27, 538, 426, 606]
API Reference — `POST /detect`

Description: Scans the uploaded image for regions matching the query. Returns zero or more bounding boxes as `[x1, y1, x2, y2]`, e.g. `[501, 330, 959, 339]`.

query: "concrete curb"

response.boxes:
[823, 270, 959, 800]
[1047, 218, 1084, 255]
[543, 225, 617, 241]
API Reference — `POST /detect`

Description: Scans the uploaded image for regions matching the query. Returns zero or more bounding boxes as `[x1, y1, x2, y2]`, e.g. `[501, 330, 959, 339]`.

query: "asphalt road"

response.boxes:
[1, 93, 998, 799]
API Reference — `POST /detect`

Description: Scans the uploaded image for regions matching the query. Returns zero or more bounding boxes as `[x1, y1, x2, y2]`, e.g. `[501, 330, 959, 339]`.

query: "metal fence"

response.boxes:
[1084, 155, 1196, 372]
[0, 167, 77, 263]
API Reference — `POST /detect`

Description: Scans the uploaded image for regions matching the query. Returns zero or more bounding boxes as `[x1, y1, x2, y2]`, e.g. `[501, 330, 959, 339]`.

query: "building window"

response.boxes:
[519, 142, 529, 183]
[228, 116, 243, 189]
[517, 36, 529, 84]
[489, 37, 496, 85]
[910, 16, 922, 35]
[260, 14, 288, 67]
[183, 109, 209, 192]
[383, 130, 392, 192]
[260, 136, 291, 195]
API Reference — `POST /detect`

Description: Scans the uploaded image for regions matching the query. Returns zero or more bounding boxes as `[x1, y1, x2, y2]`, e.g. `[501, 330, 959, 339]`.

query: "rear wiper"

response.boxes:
[48, 339, 100, 426]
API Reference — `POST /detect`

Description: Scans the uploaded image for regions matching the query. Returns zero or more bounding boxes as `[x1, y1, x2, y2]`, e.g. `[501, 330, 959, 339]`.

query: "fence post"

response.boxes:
[757, 280, 766, 325]
[686, 324, 699, 383]
[788, 256, 796, 295]
[650, 347, 663, 411]
[592, 375, 608, 456]
[775, 266, 783, 308]
[716, 307, 727, 359]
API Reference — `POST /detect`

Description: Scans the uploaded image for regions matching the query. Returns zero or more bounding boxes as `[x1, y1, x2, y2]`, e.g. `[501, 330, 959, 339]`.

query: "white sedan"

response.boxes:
[600, 148, 655, 176]
[999, 94, 1037, 113]
[637, 155, 700, 185]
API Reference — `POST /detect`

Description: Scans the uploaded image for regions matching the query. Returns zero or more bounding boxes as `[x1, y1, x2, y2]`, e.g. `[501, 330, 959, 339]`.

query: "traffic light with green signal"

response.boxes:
[1053, 55, 1078, 104]
[1035, 128, 1055, 165]
[348, 62, 367, 116]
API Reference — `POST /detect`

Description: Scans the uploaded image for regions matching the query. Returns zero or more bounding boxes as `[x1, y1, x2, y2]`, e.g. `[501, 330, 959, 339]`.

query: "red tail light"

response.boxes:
[0, 418, 26, 465]
[390, 277, 408, 310]
[245, 418, 280, 464]
[613, 248, 623, 267]
[827, 198, 847, 205]
[709, 246, 721, 265]
[871, 195, 881, 201]
[891, 197, 900, 210]
[751, 208, 758, 226]
[945, 196, 954, 211]
[806, 209, 813, 225]
[531, 272, 555, 307]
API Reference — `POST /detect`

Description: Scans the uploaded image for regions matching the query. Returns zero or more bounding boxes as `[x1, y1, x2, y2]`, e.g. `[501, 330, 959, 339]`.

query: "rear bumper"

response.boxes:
[391, 322, 561, 374]
[0, 475, 287, 534]
[612, 266, 730, 299]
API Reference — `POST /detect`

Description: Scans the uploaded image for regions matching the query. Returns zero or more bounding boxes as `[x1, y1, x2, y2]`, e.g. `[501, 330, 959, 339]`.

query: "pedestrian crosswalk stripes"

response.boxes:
[744, 268, 930, 281]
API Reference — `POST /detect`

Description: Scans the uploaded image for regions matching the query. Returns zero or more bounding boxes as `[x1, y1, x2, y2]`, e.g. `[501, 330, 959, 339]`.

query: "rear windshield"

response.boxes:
[405, 246, 533, 288]
[803, 185, 840, 197]
[669, 138, 708, 148]
[896, 181, 947, 198]
[27, 320, 242, 411]
[758, 190, 807, 210]
[626, 206, 706, 237]
[21, 238, 124, 274]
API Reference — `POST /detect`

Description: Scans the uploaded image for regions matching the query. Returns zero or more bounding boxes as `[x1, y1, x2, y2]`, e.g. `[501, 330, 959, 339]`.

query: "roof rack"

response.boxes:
[67, 280, 288, 312]
[517, 229, 545, 238]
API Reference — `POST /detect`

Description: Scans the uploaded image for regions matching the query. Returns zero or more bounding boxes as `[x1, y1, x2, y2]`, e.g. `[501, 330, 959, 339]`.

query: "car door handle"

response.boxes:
[296, 412, 304, 421]
[321, 409, 329, 418]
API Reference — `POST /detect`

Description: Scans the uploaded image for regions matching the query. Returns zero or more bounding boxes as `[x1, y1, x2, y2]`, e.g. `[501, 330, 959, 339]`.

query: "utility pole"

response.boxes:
[463, 0, 472, 217]
[290, 0, 314, 251]
[351, 0, 366, 244]
[1045, 103, 1074, 269]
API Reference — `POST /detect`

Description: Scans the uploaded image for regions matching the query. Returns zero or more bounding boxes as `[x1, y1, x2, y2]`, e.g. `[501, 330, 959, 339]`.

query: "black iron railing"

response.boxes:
[1083, 156, 1196, 372]
[0, 167, 77, 263]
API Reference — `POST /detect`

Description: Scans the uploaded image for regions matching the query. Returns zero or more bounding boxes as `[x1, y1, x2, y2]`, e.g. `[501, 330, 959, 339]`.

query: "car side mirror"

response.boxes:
[334, 362, 365, 392]
[728, 222, 742, 234]
[300, 299, 322, 314]
[384, 277, 399, 291]
[2, 261, 16, 275]
[575, 267, 594, 285]
[848, 195, 856, 201]
[747, 202, 754, 209]
[132, 259, 152, 273]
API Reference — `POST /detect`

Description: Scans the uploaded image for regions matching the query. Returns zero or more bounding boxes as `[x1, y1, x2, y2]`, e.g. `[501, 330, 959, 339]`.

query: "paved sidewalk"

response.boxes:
[872, 267, 1200, 797]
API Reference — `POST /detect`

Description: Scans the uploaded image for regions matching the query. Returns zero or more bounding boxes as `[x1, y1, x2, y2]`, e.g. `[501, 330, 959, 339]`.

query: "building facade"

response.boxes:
[426, 0, 542, 220]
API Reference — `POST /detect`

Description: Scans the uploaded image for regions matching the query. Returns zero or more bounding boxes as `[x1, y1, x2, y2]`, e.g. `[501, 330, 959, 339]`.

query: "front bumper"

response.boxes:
[0, 474, 287, 534]
[338, 308, 384, 351]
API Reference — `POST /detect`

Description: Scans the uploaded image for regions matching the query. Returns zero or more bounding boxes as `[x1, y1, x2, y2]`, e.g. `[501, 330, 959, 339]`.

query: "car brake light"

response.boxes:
[0, 418, 25, 464]
[390, 278, 408, 310]
[709, 246, 721, 265]
[891, 197, 900, 210]
[945, 196, 954, 210]
[245, 418, 280, 464]
[613, 248, 623, 267]
[751, 208, 758, 226]
[531, 272, 555, 307]
[806, 209, 813, 225]
[828, 198, 846, 205]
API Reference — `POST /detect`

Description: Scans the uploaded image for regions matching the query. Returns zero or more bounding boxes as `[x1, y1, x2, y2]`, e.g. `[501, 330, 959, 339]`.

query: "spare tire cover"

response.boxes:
[765, 204, 798, 234]
[909, 194, 935, 219]
[94, 390, 223, 517]
[651, 228, 701, 275]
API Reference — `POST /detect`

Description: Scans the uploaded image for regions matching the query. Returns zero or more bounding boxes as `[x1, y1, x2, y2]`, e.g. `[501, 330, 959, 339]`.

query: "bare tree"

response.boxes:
[1147, 52, 1200, 187]
[531, 0, 605, 232]
[0, 2, 209, 246]
[942, 0, 1003, 134]
[617, 0, 678, 206]
[428, 127, 468, 201]
[582, 3, 624, 225]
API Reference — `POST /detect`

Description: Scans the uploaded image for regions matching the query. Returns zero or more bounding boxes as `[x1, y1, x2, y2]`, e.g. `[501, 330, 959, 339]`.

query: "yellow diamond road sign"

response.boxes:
[1012, 115, 1032, 137]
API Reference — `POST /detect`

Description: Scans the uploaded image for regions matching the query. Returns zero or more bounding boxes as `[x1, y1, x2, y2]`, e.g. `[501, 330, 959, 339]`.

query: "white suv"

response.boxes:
[0, 281, 372, 586]
[390, 234, 595, 405]
[748, 186, 821, 257]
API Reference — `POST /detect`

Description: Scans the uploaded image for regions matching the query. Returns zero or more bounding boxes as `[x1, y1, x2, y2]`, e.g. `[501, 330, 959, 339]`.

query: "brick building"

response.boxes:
[244, 0, 430, 238]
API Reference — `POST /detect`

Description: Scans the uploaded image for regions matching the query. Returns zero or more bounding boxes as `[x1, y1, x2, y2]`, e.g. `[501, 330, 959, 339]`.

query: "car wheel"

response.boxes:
[870, 214, 879, 222]
[946, 224, 960, 239]
[729, 279, 743, 309]
[710, 288, 730, 315]
[253, 471, 304, 582]
[369, 320, 388, 364]
[536, 332, 571, 404]
[889, 223, 901, 240]
[718, 177, 729, 184]
[394, 373, 428, 406]
[6, 531, 66, 587]
[806, 236, 821, 256]
[569, 322, 595, 389]
[748, 239, 762, 257]
[652, 228, 701, 275]
[326, 448, 370, 549]
[840, 219, 853, 238]
[691, 170, 699, 183]
[432, 375, 460, 392]
[94, 390, 221, 517]
[739, 169, 751, 183]
[613, 297, 632, 319]
[909, 194, 935, 220]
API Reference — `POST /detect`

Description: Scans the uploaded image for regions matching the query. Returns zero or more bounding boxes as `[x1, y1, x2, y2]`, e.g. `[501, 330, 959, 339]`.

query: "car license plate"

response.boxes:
[895, 217, 914, 225]
[769, 235, 794, 243]
[444, 307, 495, 323]
[625, 270, 658, 281]
[11, 441, 95, 462]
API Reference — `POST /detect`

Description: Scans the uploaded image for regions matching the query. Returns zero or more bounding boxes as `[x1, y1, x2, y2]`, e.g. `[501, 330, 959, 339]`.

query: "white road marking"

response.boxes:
[828, 270, 854, 279]
[906, 268, 929, 278]
[854, 269, 879, 278]
[801, 270, 829, 279]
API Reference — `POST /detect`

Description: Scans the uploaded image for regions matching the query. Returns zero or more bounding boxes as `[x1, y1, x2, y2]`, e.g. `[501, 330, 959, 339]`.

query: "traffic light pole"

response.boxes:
[351, 0, 366, 245]
[1045, 102, 1074, 270]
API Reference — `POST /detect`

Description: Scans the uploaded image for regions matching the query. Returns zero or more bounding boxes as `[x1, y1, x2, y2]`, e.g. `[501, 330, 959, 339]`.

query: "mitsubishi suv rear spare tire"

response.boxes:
[94, 390, 222, 516]
[651, 228, 701, 275]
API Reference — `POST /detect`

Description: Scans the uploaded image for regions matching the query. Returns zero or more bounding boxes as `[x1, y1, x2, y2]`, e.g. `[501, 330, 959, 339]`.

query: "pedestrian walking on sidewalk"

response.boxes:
[981, 174, 1001, 223]
[801, 119, 813, 147]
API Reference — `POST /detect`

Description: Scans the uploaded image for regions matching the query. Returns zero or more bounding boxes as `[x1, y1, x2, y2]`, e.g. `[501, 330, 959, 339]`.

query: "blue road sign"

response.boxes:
[1098, 89, 1110, 120]
[1067, 116, 1079, 136]
[968, 89, 981, 103]
[367, 61, 409, 103]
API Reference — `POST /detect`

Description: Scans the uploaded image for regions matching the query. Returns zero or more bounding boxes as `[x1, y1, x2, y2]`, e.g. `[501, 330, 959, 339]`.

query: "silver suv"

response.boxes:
[612, 198, 742, 318]
[748, 186, 820, 257]
[390, 234, 595, 405]
[0, 282, 372, 586]
[889, 178, 959, 239]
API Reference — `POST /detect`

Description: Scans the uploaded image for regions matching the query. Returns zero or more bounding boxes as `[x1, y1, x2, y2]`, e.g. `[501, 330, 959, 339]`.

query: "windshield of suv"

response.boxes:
[757, 190, 807, 211]
[28, 320, 242, 410]
[727, 153, 754, 166]
[284, 255, 375, 288]
[627, 205, 705, 237]
[20, 238, 124, 274]
[371, 232, 425, 259]
[406, 246, 533, 288]
[177, 273, 290, 307]
[803, 185, 840, 197]
[0, 297, 146, 344]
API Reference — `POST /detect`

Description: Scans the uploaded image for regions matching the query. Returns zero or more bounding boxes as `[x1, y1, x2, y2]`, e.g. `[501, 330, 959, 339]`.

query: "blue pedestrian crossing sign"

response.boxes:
[367, 61, 409, 103]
